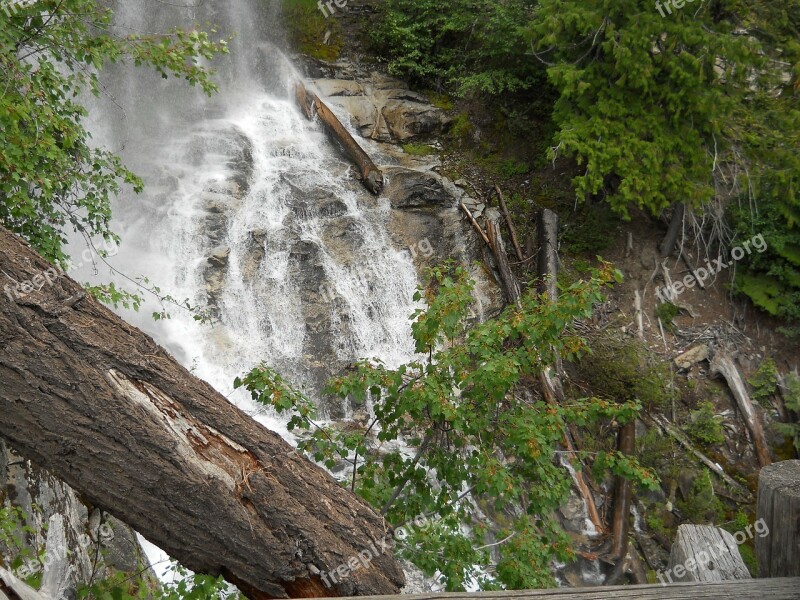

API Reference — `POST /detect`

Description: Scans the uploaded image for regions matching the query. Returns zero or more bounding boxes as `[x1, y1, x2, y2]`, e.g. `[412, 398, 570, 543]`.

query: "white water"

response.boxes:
[72, 1, 420, 431]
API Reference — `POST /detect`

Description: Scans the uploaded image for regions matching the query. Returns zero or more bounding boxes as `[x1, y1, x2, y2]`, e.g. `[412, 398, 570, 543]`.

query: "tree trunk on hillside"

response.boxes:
[0, 226, 404, 599]
[710, 354, 772, 468]
[536, 208, 559, 302]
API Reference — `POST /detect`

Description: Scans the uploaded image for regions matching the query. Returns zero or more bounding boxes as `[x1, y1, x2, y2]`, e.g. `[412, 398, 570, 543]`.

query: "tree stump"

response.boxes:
[756, 460, 800, 577]
[664, 525, 750, 584]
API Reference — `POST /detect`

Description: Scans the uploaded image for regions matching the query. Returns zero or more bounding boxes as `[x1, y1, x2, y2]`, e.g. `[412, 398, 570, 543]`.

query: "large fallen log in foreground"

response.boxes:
[294, 83, 384, 195]
[0, 226, 404, 599]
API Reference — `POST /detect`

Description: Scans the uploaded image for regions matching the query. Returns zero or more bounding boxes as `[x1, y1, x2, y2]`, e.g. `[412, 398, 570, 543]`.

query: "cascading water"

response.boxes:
[77, 0, 421, 431]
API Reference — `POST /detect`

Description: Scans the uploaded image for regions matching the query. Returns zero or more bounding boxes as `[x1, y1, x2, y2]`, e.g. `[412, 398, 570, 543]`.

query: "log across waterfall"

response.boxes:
[294, 83, 384, 194]
[0, 226, 405, 599]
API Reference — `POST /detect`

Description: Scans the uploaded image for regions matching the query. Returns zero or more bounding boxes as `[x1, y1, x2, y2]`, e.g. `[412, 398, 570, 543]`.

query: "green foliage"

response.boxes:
[677, 470, 726, 524]
[0, 505, 42, 585]
[529, 1, 800, 219]
[0, 1, 227, 265]
[401, 143, 437, 157]
[372, 0, 546, 95]
[575, 335, 677, 412]
[654, 301, 680, 332]
[748, 358, 779, 407]
[475, 155, 530, 179]
[637, 427, 684, 482]
[775, 373, 800, 453]
[78, 561, 240, 600]
[239, 261, 657, 590]
[282, 0, 342, 61]
[730, 198, 800, 326]
[685, 401, 726, 447]
[561, 203, 620, 255]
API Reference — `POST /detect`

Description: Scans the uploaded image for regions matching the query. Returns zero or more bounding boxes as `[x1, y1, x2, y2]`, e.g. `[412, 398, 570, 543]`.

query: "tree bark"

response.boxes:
[610, 422, 636, 562]
[659, 203, 685, 258]
[494, 186, 524, 262]
[536, 208, 559, 302]
[486, 217, 521, 307]
[0, 226, 404, 599]
[294, 83, 383, 195]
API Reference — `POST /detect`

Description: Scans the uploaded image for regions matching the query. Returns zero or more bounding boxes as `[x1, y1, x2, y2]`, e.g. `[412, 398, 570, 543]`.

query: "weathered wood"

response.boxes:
[634, 290, 644, 340]
[536, 208, 559, 302]
[710, 354, 772, 467]
[0, 226, 404, 599]
[460, 202, 491, 246]
[1, 567, 46, 600]
[494, 185, 524, 262]
[666, 525, 750, 583]
[610, 422, 636, 560]
[756, 460, 800, 577]
[486, 217, 521, 307]
[319, 578, 800, 599]
[294, 83, 384, 194]
[660, 203, 685, 257]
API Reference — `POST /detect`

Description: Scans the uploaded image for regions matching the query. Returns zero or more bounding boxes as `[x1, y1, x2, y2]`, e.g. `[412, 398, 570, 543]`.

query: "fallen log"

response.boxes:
[0, 226, 404, 599]
[646, 414, 750, 500]
[459, 202, 491, 246]
[493, 186, 524, 262]
[294, 83, 384, 195]
[486, 216, 521, 307]
[710, 354, 772, 467]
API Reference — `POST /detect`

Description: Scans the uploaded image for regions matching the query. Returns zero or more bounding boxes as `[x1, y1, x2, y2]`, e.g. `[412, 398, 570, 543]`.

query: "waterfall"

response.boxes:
[75, 0, 420, 431]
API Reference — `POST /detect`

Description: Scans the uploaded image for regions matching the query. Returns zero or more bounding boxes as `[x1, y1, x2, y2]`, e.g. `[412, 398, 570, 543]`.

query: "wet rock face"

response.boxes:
[0, 441, 153, 599]
[306, 70, 450, 143]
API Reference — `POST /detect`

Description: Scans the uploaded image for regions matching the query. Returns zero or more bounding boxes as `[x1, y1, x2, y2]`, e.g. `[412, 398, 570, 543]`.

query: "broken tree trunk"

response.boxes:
[666, 525, 750, 583]
[0, 226, 404, 599]
[494, 185, 524, 262]
[710, 354, 772, 468]
[536, 207, 559, 302]
[660, 203, 685, 258]
[646, 414, 750, 499]
[294, 83, 383, 195]
[610, 422, 636, 561]
[486, 216, 521, 307]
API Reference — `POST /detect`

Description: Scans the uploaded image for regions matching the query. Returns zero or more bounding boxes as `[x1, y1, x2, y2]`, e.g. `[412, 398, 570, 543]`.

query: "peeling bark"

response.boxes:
[0, 226, 404, 599]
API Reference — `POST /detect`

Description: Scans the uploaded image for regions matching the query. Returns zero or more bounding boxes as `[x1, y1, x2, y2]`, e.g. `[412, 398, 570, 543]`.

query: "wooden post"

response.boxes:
[666, 525, 750, 583]
[756, 460, 800, 578]
[536, 208, 559, 302]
